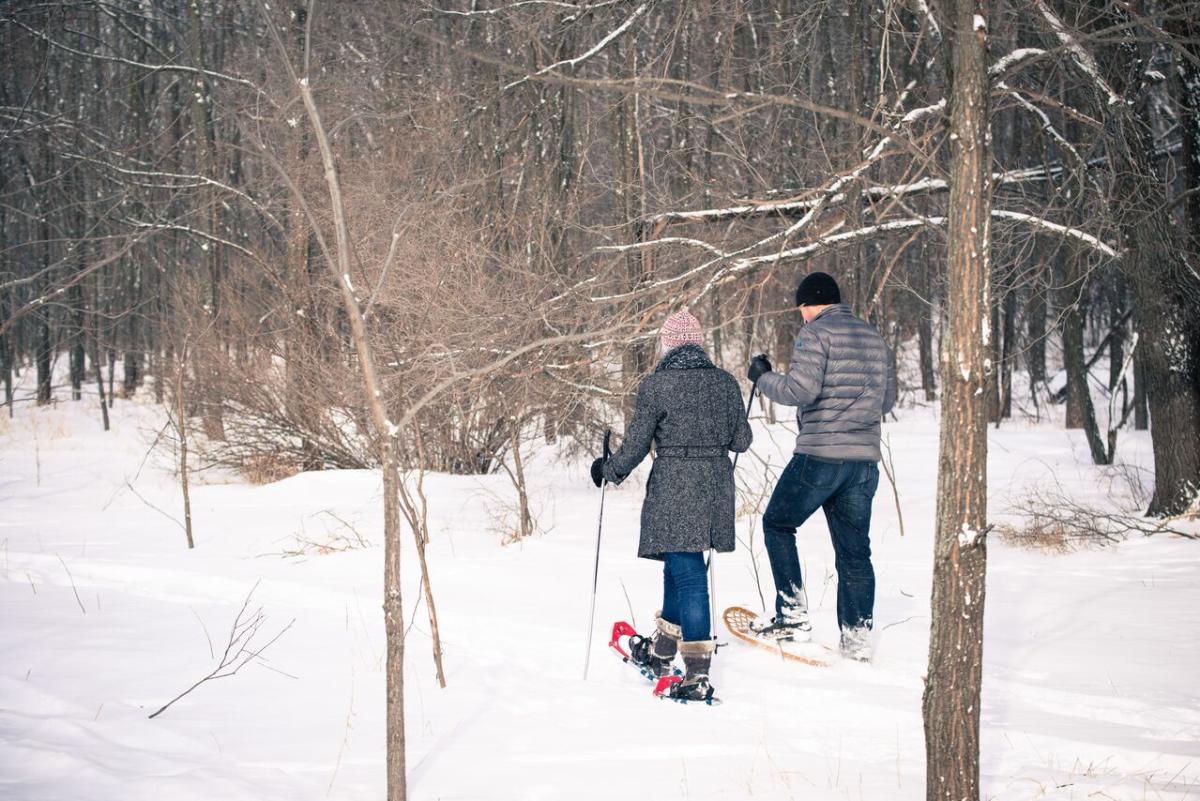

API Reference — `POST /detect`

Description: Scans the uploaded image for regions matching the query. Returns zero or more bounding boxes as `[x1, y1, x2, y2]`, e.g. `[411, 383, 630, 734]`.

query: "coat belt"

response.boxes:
[655, 445, 727, 458]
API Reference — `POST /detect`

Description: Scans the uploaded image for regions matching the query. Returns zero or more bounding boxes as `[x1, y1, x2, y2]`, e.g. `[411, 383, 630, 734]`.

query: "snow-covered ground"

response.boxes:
[2, 386, 1198, 800]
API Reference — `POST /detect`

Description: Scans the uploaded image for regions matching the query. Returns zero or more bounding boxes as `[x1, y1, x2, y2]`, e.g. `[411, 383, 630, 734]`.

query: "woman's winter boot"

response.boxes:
[632, 612, 681, 677]
[674, 639, 716, 702]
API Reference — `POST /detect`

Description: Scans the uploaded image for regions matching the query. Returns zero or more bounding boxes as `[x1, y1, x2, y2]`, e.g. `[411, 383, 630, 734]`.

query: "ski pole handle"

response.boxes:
[603, 429, 612, 459]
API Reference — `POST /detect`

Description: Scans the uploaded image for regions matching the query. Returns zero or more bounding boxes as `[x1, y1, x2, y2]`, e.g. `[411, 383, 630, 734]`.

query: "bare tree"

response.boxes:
[922, 3, 992, 801]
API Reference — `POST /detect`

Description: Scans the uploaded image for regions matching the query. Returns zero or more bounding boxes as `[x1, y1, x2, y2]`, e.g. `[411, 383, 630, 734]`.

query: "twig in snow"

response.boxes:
[326, 666, 356, 797]
[999, 482, 1198, 552]
[880, 435, 906, 538]
[734, 461, 776, 614]
[190, 606, 215, 659]
[881, 615, 922, 632]
[619, 579, 637, 629]
[124, 480, 186, 534]
[148, 583, 294, 719]
[56, 554, 86, 614]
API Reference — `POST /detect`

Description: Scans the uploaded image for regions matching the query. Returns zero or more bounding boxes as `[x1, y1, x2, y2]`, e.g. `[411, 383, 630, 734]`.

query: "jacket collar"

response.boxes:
[810, 303, 852, 323]
[655, 343, 715, 372]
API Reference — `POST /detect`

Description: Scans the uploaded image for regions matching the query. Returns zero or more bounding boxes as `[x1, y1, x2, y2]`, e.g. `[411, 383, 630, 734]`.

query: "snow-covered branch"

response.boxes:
[1030, 0, 1123, 106]
[123, 220, 260, 261]
[596, 236, 731, 259]
[996, 83, 1085, 166]
[690, 218, 939, 302]
[679, 209, 1120, 303]
[433, 0, 623, 19]
[990, 210, 1118, 257]
[641, 167, 1061, 229]
[989, 48, 1047, 78]
[501, 2, 650, 92]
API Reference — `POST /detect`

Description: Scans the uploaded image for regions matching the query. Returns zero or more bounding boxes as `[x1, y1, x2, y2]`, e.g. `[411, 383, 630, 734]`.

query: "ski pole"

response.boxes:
[583, 429, 612, 681]
[709, 382, 758, 629]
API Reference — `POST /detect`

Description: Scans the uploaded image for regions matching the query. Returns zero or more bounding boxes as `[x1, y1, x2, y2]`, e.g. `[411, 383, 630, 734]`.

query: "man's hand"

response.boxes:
[747, 353, 773, 384]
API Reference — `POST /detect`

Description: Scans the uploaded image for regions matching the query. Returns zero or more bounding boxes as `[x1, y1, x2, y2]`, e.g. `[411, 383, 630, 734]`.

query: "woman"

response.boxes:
[590, 310, 752, 702]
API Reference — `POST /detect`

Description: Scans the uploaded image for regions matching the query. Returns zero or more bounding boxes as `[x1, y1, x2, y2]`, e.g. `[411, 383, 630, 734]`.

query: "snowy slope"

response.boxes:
[1, 394, 1198, 800]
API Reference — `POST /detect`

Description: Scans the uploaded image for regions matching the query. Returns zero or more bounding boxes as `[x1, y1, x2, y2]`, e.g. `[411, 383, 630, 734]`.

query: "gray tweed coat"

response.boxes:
[601, 344, 753, 559]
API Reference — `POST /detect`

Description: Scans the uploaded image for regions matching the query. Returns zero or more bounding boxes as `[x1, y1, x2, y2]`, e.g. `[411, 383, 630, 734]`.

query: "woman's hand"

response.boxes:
[590, 456, 607, 487]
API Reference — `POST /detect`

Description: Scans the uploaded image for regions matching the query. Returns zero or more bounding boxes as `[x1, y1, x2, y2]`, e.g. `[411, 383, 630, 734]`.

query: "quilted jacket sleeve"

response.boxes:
[882, 346, 898, 416]
[756, 325, 827, 408]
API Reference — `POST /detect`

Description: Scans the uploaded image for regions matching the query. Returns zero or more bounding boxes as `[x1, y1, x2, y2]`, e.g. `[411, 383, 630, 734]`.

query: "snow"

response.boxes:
[2, 374, 1198, 799]
[957, 523, 983, 548]
[989, 48, 1045, 77]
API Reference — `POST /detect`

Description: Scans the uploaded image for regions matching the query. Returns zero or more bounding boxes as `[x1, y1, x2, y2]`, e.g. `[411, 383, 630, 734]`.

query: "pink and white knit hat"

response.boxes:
[660, 309, 705, 350]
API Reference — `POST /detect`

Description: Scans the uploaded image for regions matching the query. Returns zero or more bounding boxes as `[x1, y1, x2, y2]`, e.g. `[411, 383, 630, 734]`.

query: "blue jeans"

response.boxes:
[660, 551, 711, 641]
[762, 453, 880, 631]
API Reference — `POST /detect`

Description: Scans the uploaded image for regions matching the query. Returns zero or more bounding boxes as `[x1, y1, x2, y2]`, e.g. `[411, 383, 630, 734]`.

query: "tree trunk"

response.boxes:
[1132, 344, 1148, 430]
[123, 268, 141, 398]
[107, 347, 115, 408]
[1, 296, 11, 415]
[1057, 248, 1086, 430]
[1168, 15, 1200, 243]
[916, 243, 937, 402]
[1, 202, 11, 416]
[1000, 287, 1015, 419]
[292, 72, 411, 801]
[1062, 288, 1110, 465]
[1095, 21, 1200, 514]
[176, 357, 195, 549]
[70, 276, 85, 401]
[1026, 275, 1047, 388]
[89, 275, 109, 432]
[36, 206, 52, 406]
[617, 41, 650, 428]
[923, 4, 990, 800]
[987, 300, 1002, 423]
[186, 0, 225, 441]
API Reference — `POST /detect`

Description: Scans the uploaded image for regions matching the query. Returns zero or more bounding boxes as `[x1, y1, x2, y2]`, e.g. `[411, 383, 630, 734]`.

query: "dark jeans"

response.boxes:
[762, 453, 880, 631]
[660, 551, 710, 641]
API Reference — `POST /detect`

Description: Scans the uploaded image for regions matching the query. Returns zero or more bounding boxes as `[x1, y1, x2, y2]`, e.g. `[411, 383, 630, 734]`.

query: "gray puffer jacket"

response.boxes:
[602, 344, 753, 559]
[757, 304, 896, 462]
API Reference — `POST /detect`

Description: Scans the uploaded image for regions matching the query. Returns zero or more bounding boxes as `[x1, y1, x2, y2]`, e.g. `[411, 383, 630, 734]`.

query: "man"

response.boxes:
[746, 272, 896, 661]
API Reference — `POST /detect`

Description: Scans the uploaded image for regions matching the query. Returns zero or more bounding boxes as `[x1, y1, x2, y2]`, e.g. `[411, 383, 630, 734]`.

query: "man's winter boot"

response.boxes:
[750, 597, 813, 642]
[839, 626, 872, 662]
[630, 613, 681, 677]
[672, 639, 716, 702]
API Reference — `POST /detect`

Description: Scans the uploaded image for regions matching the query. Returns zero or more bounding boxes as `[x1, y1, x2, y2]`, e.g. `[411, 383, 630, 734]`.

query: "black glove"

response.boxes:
[590, 456, 607, 488]
[748, 353, 773, 384]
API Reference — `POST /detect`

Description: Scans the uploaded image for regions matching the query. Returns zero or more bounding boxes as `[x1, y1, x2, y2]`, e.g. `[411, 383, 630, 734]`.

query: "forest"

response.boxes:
[2, 2, 1199, 800]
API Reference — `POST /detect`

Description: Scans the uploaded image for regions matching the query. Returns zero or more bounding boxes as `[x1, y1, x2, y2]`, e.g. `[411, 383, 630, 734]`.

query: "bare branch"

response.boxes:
[500, 2, 651, 93]
[149, 584, 294, 719]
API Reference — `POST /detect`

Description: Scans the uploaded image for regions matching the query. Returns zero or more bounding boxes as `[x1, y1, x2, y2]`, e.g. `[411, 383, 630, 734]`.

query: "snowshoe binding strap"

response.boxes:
[653, 675, 719, 705]
[609, 621, 639, 661]
[628, 633, 656, 666]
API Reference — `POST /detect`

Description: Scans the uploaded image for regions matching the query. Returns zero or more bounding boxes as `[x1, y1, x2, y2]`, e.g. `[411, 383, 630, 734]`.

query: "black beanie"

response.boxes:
[795, 272, 841, 307]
